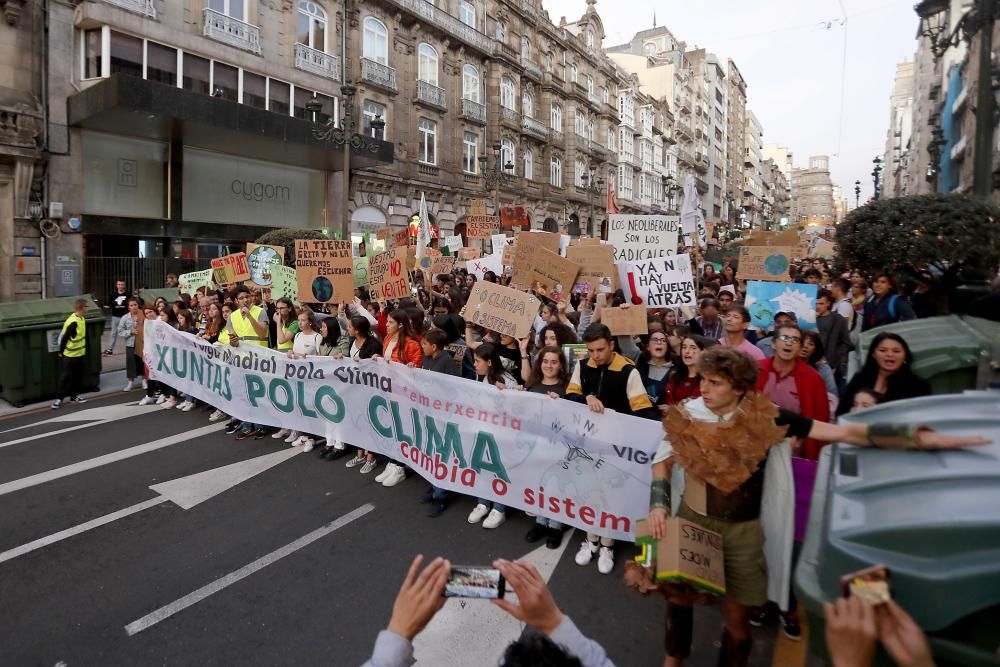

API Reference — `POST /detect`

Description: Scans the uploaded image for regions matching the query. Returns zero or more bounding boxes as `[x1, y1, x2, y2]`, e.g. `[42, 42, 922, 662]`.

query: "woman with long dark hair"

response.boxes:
[798, 330, 838, 396]
[274, 297, 299, 351]
[337, 316, 383, 464]
[525, 345, 569, 397]
[379, 309, 422, 367]
[664, 335, 718, 405]
[635, 330, 674, 410]
[838, 332, 930, 416]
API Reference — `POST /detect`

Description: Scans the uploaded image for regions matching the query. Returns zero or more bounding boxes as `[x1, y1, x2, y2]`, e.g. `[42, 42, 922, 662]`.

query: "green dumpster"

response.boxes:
[860, 316, 1000, 394]
[0, 295, 106, 406]
[795, 394, 1000, 666]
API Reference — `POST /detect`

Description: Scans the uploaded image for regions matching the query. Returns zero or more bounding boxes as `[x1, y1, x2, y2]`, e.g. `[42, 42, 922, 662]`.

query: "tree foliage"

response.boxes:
[836, 193, 1000, 282]
[254, 228, 327, 267]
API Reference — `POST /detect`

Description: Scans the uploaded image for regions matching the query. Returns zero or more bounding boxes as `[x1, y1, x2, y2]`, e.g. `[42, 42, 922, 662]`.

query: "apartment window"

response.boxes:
[522, 92, 533, 119]
[182, 53, 211, 96]
[304, 92, 336, 125]
[208, 0, 245, 21]
[109, 31, 142, 79]
[462, 64, 480, 102]
[459, 0, 475, 28]
[587, 30, 594, 48]
[418, 118, 436, 164]
[550, 156, 562, 186]
[418, 43, 438, 85]
[586, 75, 594, 96]
[213, 61, 238, 101]
[145, 41, 177, 86]
[715, 89, 723, 104]
[574, 110, 585, 136]
[297, 0, 327, 51]
[523, 150, 533, 180]
[269, 78, 291, 115]
[495, 19, 506, 42]
[363, 17, 388, 65]
[463, 131, 478, 174]
[521, 35, 530, 60]
[601, 86, 608, 104]
[550, 103, 561, 130]
[575, 159, 587, 187]
[501, 138, 515, 173]
[83, 28, 103, 79]
[714, 165, 723, 180]
[587, 119, 594, 141]
[500, 76, 516, 110]
[545, 52, 553, 72]
[569, 63, 577, 83]
[293, 87, 317, 119]
[606, 127, 615, 151]
[364, 101, 386, 139]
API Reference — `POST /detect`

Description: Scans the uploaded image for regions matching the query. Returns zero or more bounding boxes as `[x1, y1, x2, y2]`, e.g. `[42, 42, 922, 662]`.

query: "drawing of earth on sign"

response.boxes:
[248, 246, 280, 286]
[763, 253, 789, 277]
[311, 276, 334, 302]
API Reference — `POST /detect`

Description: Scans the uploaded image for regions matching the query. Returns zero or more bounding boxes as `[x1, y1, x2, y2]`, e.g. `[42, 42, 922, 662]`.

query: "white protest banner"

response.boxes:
[617, 254, 698, 308]
[178, 269, 213, 293]
[607, 214, 680, 262]
[467, 252, 504, 281]
[143, 320, 662, 539]
[491, 233, 512, 254]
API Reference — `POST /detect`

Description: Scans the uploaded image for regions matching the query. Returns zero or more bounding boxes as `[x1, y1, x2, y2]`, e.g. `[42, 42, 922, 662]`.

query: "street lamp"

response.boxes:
[478, 143, 514, 219]
[664, 176, 681, 215]
[915, 0, 998, 198]
[581, 162, 604, 238]
[871, 156, 883, 201]
[854, 179, 861, 207]
[926, 125, 946, 187]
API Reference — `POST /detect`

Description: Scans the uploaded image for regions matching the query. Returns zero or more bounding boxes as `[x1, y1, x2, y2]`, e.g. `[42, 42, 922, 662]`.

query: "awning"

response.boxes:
[68, 74, 394, 172]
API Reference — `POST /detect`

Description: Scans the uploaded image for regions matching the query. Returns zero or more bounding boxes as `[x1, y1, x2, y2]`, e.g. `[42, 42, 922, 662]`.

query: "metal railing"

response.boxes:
[501, 107, 521, 126]
[294, 42, 340, 80]
[461, 98, 486, 123]
[105, 0, 156, 18]
[85, 257, 213, 303]
[416, 80, 448, 109]
[384, 0, 494, 55]
[522, 115, 546, 138]
[522, 58, 542, 81]
[202, 8, 261, 55]
[361, 58, 397, 91]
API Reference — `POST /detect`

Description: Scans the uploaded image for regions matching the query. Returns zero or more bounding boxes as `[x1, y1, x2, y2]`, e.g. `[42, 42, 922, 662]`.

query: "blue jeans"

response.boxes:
[535, 516, 562, 530]
[478, 498, 506, 513]
[108, 315, 121, 351]
[431, 486, 448, 501]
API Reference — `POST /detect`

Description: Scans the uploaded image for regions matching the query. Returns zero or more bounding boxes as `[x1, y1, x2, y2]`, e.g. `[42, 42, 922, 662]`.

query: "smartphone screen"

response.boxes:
[444, 566, 506, 599]
[840, 565, 891, 604]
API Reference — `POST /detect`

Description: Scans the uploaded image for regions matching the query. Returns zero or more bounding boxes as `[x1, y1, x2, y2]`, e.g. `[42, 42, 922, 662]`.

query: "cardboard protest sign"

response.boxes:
[178, 269, 213, 293]
[602, 306, 649, 336]
[467, 252, 504, 281]
[617, 254, 697, 308]
[772, 229, 800, 246]
[353, 256, 370, 287]
[511, 231, 561, 285]
[390, 228, 410, 249]
[466, 215, 502, 239]
[525, 248, 580, 302]
[607, 214, 680, 262]
[368, 247, 410, 302]
[470, 199, 487, 215]
[737, 246, 792, 282]
[812, 238, 836, 258]
[634, 518, 725, 596]
[376, 227, 392, 241]
[567, 244, 618, 294]
[245, 243, 285, 287]
[210, 252, 251, 285]
[458, 247, 481, 261]
[742, 230, 776, 246]
[443, 235, 463, 253]
[270, 264, 299, 305]
[464, 281, 538, 339]
[429, 255, 456, 275]
[294, 240, 353, 304]
[500, 205, 530, 230]
[745, 281, 818, 330]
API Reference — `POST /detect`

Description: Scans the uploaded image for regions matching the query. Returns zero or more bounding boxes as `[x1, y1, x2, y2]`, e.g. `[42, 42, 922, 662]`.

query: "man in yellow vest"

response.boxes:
[52, 298, 91, 409]
[224, 285, 271, 439]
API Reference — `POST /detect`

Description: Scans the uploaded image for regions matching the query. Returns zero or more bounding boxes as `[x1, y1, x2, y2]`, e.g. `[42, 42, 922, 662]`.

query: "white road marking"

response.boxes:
[0, 449, 301, 565]
[124, 503, 375, 637]
[412, 529, 573, 666]
[0, 424, 226, 498]
[0, 403, 163, 446]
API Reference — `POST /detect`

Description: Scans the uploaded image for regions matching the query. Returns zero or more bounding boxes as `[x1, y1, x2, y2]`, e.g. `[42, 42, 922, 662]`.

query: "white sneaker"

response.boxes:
[359, 459, 377, 474]
[575, 540, 598, 566]
[302, 438, 315, 452]
[375, 463, 394, 483]
[284, 430, 300, 444]
[208, 409, 226, 421]
[137, 396, 155, 406]
[482, 509, 506, 529]
[162, 398, 178, 409]
[291, 435, 307, 447]
[155, 394, 167, 405]
[272, 428, 290, 440]
[179, 400, 195, 412]
[467, 503, 490, 525]
[597, 546, 615, 574]
[124, 381, 135, 392]
[50, 399, 62, 410]
[381, 464, 406, 487]
[345, 453, 366, 468]
[142, 379, 148, 390]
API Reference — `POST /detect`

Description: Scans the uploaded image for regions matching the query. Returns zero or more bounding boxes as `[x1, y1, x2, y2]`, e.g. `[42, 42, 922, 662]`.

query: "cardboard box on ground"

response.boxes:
[633, 517, 726, 596]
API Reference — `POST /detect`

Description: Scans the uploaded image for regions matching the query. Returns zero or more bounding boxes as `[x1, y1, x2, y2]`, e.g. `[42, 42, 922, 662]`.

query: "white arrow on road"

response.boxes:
[412, 530, 573, 666]
[0, 402, 164, 448]
[0, 448, 300, 565]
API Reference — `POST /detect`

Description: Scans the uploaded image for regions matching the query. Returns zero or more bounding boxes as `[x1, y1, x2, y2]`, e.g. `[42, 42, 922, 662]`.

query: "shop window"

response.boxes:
[146, 41, 177, 86]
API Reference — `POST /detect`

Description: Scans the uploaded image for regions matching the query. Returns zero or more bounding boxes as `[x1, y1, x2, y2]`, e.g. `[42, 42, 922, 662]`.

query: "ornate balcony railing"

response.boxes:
[294, 43, 340, 80]
[416, 80, 447, 109]
[590, 140, 608, 160]
[361, 58, 397, 92]
[501, 107, 521, 126]
[202, 8, 261, 55]
[522, 115, 546, 139]
[548, 128, 564, 144]
[106, 0, 156, 18]
[383, 0, 494, 55]
[461, 98, 486, 124]
[522, 58, 542, 81]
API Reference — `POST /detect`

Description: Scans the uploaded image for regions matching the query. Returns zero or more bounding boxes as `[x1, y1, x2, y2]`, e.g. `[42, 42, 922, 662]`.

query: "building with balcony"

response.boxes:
[725, 59, 747, 231]
[742, 110, 765, 228]
[790, 155, 837, 226]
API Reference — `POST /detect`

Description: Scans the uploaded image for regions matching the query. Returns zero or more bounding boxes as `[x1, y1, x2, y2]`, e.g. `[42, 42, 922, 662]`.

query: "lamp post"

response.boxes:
[871, 156, 883, 201]
[581, 162, 604, 238]
[854, 179, 861, 207]
[915, 0, 998, 198]
[664, 176, 681, 215]
[926, 125, 946, 189]
[478, 142, 514, 220]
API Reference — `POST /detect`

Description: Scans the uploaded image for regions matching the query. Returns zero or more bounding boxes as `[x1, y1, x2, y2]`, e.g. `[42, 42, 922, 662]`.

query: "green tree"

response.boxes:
[254, 228, 327, 267]
[836, 193, 1000, 311]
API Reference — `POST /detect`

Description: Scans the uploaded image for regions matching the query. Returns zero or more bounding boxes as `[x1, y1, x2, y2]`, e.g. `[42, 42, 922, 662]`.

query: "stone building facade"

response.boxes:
[790, 155, 837, 226]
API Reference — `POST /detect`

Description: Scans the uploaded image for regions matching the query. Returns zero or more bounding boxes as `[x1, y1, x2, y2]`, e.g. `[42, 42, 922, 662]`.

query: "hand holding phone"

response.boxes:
[841, 565, 891, 605]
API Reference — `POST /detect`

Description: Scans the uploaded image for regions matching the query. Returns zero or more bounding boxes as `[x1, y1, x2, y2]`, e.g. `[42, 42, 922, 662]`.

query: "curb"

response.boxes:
[0, 368, 137, 419]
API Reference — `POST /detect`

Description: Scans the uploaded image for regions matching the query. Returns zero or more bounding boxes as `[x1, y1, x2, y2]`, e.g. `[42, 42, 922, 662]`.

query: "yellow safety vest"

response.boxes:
[277, 323, 295, 350]
[61, 312, 87, 358]
[230, 305, 266, 347]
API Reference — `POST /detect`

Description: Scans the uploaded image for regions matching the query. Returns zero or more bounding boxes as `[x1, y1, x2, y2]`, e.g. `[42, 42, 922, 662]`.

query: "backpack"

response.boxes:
[887, 294, 898, 320]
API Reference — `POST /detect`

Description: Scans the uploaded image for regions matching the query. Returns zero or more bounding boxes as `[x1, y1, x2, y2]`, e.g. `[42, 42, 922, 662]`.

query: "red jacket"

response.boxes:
[755, 357, 830, 460]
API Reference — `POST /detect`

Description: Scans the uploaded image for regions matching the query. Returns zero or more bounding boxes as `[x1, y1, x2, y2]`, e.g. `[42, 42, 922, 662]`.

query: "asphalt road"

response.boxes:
[0, 393, 801, 667]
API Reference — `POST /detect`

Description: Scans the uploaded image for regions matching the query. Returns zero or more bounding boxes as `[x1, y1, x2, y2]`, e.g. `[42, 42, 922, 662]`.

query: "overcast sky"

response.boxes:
[543, 0, 919, 206]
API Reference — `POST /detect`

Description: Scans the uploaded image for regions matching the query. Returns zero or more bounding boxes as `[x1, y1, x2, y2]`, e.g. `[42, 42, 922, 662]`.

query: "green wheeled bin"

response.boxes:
[795, 393, 1000, 666]
[0, 295, 105, 407]
[860, 316, 1000, 394]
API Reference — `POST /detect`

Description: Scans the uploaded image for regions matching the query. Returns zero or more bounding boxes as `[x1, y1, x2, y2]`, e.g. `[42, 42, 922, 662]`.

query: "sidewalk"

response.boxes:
[0, 326, 138, 418]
